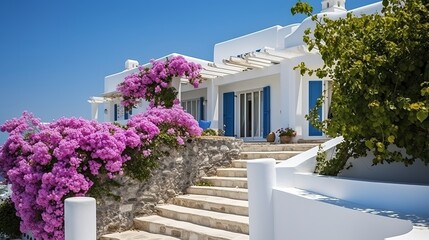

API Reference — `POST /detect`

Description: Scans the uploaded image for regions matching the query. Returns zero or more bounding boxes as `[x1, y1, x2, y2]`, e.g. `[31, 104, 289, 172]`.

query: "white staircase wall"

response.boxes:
[272, 187, 413, 240]
[247, 137, 429, 240]
[338, 148, 429, 185]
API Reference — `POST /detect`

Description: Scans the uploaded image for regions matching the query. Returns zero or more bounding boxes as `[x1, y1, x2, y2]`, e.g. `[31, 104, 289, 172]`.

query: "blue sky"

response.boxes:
[0, 0, 379, 144]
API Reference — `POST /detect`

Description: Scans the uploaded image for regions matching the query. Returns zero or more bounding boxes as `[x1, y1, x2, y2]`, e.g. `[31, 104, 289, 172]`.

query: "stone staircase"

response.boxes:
[101, 142, 319, 240]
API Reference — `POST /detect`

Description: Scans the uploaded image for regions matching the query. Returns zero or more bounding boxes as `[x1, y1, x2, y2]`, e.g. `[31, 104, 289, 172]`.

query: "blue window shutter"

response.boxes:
[223, 92, 235, 136]
[309, 81, 323, 136]
[263, 86, 271, 138]
[114, 104, 118, 121]
[200, 97, 204, 120]
[124, 107, 129, 120]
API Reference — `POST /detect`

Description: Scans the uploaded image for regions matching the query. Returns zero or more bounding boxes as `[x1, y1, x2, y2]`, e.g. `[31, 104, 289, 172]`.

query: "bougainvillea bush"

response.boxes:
[0, 55, 204, 240]
[117, 55, 202, 108]
[0, 112, 142, 239]
[124, 104, 202, 180]
[0, 106, 202, 240]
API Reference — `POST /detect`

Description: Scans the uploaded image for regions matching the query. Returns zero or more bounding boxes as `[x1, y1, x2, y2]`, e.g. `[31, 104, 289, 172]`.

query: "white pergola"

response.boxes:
[199, 47, 290, 80]
[88, 97, 110, 120]
[88, 47, 307, 121]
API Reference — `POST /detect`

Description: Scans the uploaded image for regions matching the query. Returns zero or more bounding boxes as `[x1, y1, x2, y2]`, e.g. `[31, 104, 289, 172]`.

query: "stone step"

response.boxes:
[155, 204, 249, 234]
[173, 194, 248, 216]
[231, 160, 249, 168]
[231, 160, 282, 168]
[187, 186, 248, 200]
[134, 215, 249, 240]
[240, 151, 302, 160]
[297, 139, 329, 144]
[241, 143, 318, 152]
[201, 176, 248, 189]
[217, 168, 247, 177]
[101, 230, 180, 240]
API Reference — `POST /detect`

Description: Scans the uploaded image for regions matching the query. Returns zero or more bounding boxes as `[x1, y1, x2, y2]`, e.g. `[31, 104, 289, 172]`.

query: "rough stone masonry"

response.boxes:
[96, 136, 243, 237]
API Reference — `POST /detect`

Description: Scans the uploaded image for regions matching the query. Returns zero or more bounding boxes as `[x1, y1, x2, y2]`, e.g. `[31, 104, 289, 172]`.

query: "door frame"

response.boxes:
[236, 89, 264, 141]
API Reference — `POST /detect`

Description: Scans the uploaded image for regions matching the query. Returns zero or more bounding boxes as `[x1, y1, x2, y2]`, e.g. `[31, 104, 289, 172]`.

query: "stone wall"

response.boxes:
[96, 136, 243, 237]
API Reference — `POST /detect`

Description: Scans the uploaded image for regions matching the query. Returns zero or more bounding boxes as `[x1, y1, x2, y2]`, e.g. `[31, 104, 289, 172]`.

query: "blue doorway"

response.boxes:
[223, 92, 235, 136]
[309, 81, 323, 136]
[262, 86, 271, 138]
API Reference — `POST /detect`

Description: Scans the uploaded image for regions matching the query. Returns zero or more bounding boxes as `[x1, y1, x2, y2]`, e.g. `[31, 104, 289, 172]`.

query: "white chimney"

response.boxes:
[321, 0, 346, 12]
[125, 59, 139, 70]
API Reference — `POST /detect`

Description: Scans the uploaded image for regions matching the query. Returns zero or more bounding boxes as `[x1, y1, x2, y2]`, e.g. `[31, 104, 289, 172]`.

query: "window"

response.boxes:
[114, 104, 132, 121]
[327, 2, 330, 8]
[238, 90, 263, 138]
[181, 98, 202, 120]
[124, 108, 132, 120]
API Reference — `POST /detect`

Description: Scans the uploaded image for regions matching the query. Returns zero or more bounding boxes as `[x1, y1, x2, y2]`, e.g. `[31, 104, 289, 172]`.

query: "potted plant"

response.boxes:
[276, 127, 296, 144]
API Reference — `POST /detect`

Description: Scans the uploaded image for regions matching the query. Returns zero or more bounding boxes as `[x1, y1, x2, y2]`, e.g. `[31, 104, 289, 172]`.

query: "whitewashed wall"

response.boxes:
[104, 68, 139, 94]
[214, 25, 300, 63]
[339, 150, 429, 185]
[273, 187, 413, 240]
[279, 53, 327, 139]
[248, 138, 429, 240]
[217, 70, 280, 137]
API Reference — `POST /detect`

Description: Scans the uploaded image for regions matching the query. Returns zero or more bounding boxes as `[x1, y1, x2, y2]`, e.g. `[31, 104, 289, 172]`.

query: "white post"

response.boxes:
[247, 158, 276, 240]
[172, 77, 182, 102]
[65, 197, 96, 240]
[206, 79, 219, 129]
[88, 97, 106, 121]
[178, 82, 182, 102]
[90, 102, 99, 120]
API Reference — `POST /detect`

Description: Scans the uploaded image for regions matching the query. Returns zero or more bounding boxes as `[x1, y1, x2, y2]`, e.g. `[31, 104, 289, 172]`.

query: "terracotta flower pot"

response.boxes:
[266, 132, 276, 142]
[280, 135, 292, 144]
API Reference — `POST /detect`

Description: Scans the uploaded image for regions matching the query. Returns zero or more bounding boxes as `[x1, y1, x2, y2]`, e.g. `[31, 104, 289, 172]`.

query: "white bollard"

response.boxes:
[65, 197, 96, 240]
[247, 158, 276, 240]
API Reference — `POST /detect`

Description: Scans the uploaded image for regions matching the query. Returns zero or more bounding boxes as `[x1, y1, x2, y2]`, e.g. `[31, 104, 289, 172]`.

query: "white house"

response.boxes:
[89, 0, 383, 141]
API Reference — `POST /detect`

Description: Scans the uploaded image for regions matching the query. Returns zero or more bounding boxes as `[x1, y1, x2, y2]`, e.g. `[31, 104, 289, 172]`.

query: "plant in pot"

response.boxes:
[276, 127, 296, 144]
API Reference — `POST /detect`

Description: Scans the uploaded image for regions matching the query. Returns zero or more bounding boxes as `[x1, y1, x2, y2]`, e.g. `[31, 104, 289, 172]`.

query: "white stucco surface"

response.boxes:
[273, 187, 414, 240]
[339, 151, 429, 185]
[248, 137, 429, 240]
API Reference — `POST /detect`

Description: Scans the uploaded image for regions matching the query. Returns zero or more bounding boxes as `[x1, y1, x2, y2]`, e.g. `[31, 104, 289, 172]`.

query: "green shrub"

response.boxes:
[202, 128, 217, 136]
[293, 0, 429, 173]
[0, 198, 21, 238]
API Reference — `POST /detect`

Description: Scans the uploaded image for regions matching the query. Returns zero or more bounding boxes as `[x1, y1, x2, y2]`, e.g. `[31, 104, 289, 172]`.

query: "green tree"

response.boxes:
[292, 0, 429, 174]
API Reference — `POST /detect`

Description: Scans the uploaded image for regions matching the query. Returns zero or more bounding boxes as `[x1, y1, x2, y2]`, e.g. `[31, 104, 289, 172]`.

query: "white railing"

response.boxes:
[247, 137, 429, 240]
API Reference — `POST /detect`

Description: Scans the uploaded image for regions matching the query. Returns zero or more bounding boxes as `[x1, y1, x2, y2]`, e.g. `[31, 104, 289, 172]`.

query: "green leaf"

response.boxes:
[365, 140, 374, 149]
[382, 0, 389, 7]
[292, 0, 429, 171]
[416, 110, 428, 122]
[376, 142, 385, 152]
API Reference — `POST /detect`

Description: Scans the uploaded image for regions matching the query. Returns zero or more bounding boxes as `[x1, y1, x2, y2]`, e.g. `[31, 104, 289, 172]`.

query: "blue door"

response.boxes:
[200, 97, 205, 120]
[223, 92, 235, 136]
[309, 81, 323, 136]
[114, 104, 118, 121]
[262, 86, 271, 138]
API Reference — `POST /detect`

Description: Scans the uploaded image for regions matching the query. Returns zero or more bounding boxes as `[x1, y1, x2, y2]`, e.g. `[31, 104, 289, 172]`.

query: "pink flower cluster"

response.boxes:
[0, 56, 204, 239]
[117, 55, 202, 108]
[0, 106, 202, 239]
[128, 104, 202, 147]
[0, 112, 141, 240]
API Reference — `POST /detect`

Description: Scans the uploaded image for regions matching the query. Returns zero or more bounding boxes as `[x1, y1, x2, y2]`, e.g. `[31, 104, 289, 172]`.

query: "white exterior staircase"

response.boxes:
[101, 142, 318, 240]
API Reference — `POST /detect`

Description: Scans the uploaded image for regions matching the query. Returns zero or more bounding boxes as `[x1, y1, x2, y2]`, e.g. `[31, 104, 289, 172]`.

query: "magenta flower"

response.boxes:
[0, 112, 143, 240]
[117, 55, 203, 109]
